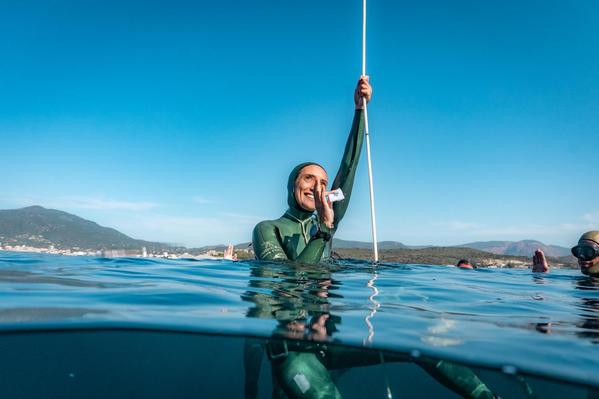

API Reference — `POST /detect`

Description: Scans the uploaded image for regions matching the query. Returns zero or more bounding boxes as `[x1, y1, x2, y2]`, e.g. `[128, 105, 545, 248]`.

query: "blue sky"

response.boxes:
[1, 0, 598, 247]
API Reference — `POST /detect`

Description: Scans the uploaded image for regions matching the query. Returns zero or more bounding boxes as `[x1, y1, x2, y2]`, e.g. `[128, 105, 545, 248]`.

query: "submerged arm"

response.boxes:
[417, 359, 496, 399]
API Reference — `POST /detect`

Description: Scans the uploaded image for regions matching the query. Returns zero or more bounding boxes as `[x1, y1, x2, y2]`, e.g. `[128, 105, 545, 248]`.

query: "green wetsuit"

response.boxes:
[252, 109, 365, 263]
[248, 109, 497, 399]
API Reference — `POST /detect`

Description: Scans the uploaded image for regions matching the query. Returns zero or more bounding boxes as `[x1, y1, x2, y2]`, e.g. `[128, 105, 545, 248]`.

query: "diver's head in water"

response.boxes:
[572, 231, 599, 277]
[456, 259, 474, 269]
[287, 162, 328, 212]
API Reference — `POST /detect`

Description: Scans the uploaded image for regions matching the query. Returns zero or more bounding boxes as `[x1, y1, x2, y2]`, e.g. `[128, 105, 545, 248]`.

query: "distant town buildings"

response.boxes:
[0, 244, 252, 260]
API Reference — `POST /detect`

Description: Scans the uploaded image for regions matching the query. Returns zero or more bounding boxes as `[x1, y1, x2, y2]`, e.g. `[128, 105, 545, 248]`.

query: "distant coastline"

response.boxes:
[0, 205, 577, 267]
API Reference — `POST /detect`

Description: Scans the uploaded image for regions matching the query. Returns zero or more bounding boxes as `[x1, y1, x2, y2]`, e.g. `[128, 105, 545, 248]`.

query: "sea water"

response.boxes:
[0, 251, 598, 398]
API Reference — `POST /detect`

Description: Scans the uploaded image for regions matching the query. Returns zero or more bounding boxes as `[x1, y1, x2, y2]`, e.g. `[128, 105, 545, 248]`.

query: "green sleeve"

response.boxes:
[253, 222, 329, 263]
[272, 352, 342, 399]
[332, 109, 365, 226]
[417, 359, 495, 399]
[252, 222, 289, 261]
[295, 225, 331, 264]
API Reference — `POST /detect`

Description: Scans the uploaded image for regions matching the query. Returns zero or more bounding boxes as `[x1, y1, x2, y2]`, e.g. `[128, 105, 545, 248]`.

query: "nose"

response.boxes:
[311, 178, 323, 189]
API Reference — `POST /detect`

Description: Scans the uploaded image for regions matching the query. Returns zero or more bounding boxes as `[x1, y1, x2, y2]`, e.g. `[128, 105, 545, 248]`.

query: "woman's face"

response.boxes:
[294, 165, 328, 212]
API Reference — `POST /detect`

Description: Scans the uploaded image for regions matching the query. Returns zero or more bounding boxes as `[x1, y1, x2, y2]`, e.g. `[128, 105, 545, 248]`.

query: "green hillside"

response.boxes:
[335, 246, 577, 268]
[0, 206, 171, 251]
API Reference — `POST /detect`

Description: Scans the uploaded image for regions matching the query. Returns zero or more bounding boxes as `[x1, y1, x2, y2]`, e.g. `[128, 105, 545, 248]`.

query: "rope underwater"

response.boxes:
[361, 1, 391, 397]
[361, 0, 380, 347]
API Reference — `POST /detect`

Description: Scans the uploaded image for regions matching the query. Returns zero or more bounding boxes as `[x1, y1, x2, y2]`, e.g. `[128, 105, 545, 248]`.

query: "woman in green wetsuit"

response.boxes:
[248, 77, 497, 399]
[252, 76, 372, 263]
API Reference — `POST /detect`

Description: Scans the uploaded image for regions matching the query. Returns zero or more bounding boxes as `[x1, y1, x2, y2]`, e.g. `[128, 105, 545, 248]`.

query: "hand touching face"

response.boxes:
[294, 165, 329, 212]
[294, 165, 334, 228]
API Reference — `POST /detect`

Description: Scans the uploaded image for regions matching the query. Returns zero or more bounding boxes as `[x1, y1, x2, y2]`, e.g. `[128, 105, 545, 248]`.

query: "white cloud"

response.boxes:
[432, 221, 480, 231]
[583, 211, 599, 224]
[0, 195, 158, 212]
[0, 195, 264, 246]
[432, 211, 599, 238]
[193, 196, 215, 205]
[423, 213, 599, 246]
[59, 196, 159, 211]
[110, 211, 265, 247]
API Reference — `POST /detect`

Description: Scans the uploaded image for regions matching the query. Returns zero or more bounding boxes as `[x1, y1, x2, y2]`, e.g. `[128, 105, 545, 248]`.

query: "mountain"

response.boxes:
[335, 246, 577, 268]
[455, 240, 571, 257]
[0, 206, 170, 251]
[191, 242, 252, 252]
[334, 238, 570, 257]
[0, 205, 572, 259]
[333, 238, 410, 250]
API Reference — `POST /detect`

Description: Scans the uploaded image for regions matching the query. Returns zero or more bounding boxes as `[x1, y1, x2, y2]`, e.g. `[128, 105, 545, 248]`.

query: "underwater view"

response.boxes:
[2, 1, 599, 397]
[1, 251, 598, 398]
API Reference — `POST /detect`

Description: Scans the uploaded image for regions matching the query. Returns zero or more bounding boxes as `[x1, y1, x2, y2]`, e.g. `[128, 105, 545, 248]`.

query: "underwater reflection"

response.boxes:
[242, 261, 342, 341]
[241, 261, 498, 399]
[534, 277, 599, 342]
[574, 277, 599, 342]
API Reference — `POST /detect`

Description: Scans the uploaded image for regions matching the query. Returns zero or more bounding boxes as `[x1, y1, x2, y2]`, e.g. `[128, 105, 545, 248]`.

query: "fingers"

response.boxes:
[319, 186, 331, 210]
[313, 183, 322, 205]
[313, 314, 329, 328]
[533, 249, 549, 272]
[536, 249, 546, 262]
[312, 184, 325, 213]
[356, 75, 372, 102]
[323, 190, 332, 207]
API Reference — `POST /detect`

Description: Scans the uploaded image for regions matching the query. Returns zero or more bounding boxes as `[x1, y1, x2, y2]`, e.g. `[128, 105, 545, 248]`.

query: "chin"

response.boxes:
[581, 268, 590, 276]
[589, 268, 599, 278]
[581, 266, 599, 277]
[301, 203, 316, 212]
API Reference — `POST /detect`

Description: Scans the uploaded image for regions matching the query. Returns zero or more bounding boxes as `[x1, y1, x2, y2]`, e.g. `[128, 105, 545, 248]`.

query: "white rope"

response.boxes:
[362, 0, 379, 263]
[362, 11, 388, 397]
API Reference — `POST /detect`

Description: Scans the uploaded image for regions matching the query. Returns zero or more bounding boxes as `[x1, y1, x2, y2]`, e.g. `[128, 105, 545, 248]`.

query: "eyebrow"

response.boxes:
[302, 174, 328, 184]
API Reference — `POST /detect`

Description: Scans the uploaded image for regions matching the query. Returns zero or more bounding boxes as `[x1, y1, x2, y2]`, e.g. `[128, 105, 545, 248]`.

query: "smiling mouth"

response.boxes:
[305, 193, 314, 200]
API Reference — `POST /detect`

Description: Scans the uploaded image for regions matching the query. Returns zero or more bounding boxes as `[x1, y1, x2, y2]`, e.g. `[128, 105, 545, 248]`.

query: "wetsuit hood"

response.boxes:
[286, 162, 325, 219]
[579, 231, 599, 246]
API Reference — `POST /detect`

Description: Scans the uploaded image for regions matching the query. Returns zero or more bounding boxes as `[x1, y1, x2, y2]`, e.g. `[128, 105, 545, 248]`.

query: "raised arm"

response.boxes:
[532, 249, 550, 273]
[332, 76, 371, 225]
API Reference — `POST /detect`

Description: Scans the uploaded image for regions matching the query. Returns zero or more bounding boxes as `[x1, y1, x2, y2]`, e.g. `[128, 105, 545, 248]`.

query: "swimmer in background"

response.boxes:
[532, 231, 599, 276]
[223, 243, 237, 261]
[456, 259, 475, 269]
